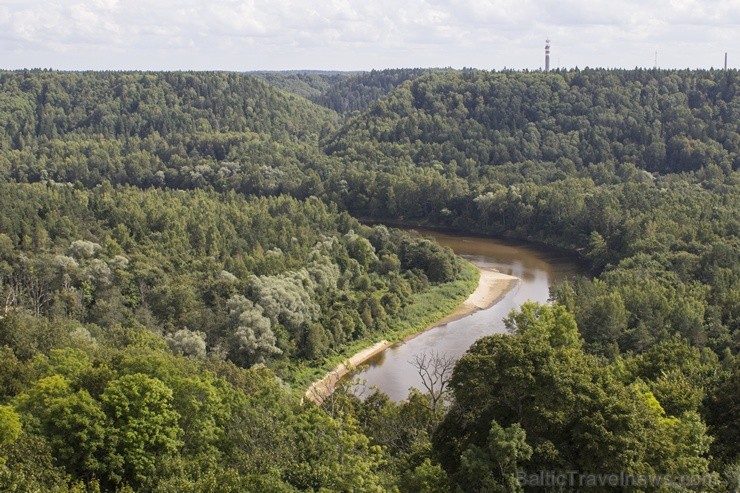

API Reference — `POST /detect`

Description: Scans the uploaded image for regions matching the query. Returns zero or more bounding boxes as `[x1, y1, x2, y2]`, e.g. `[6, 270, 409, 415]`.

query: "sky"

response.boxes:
[0, 0, 737, 71]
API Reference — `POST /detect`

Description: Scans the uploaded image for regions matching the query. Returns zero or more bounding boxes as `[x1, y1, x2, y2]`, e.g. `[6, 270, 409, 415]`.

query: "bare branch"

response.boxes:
[410, 351, 456, 414]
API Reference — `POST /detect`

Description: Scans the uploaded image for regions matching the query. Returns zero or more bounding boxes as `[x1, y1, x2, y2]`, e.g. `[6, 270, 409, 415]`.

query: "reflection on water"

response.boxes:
[352, 229, 582, 401]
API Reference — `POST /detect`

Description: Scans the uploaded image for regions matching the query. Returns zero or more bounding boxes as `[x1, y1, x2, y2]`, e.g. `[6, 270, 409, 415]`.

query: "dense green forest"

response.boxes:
[0, 68, 738, 491]
[256, 69, 432, 114]
[0, 183, 468, 368]
[253, 71, 350, 101]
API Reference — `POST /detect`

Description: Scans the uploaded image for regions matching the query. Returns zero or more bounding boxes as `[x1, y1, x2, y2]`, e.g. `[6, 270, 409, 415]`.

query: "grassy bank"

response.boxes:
[288, 260, 480, 389]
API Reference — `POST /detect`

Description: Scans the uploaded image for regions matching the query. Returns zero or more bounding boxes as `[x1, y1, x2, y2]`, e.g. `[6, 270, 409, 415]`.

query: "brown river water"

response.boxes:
[352, 229, 583, 401]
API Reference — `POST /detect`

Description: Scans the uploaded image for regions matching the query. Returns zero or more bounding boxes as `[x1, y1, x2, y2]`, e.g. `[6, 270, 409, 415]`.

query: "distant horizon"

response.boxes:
[1, 1, 737, 72]
[0, 64, 736, 73]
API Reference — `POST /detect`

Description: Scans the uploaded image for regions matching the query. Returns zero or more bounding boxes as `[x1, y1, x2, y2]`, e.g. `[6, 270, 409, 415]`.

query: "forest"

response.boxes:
[0, 68, 737, 492]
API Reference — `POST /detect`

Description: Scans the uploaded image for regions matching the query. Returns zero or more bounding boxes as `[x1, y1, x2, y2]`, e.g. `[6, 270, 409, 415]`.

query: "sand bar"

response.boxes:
[305, 265, 519, 404]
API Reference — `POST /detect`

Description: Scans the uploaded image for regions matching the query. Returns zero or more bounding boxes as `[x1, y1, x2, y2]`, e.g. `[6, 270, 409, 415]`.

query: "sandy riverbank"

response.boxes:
[425, 267, 519, 330]
[305, 265, 519, 404]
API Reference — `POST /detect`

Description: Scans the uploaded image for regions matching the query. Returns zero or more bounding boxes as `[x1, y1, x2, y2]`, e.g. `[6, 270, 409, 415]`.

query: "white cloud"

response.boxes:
[0, 0, 736, 70]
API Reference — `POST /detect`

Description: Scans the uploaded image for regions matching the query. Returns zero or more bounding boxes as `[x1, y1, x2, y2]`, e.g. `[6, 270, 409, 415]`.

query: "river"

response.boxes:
[352, 229, 583, 401]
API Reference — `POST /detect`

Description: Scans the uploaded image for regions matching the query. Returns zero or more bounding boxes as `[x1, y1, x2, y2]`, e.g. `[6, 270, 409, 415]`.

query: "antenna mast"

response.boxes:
[545, 38, 551, 72]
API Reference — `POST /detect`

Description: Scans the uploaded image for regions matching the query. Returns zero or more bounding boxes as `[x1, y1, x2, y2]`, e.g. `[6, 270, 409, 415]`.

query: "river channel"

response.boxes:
[352, 229, 583, 401]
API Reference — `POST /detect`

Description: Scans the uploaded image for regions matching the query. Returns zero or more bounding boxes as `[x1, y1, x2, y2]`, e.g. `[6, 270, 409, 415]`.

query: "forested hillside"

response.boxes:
[253, 71, 349, 101]
[0, 68, 738, 491]
[0, 71, 338, 189]
[1, 71, 336, 144]
[312, 69, 433, 114]
[257, 69, 432, 114]
[0, 184, 469, 377]
[327, 69, 738, 173]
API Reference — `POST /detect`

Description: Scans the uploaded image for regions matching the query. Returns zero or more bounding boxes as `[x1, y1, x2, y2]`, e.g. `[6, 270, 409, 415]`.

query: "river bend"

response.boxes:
[353, 229, 581, 401]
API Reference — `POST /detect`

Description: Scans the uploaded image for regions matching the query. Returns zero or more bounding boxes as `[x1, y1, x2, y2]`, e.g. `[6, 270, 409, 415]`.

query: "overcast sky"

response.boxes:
[0, 0, 737, 71]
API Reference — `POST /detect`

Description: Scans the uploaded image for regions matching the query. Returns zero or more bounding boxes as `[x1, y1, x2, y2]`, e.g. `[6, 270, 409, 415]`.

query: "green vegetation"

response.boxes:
[0, 182, 470, 491]
[0, 67, 738, 491]
[0, 182, 467, 382]
[256, 69, 431, 115]
[293, 260, 478, 387]
[0, 322, 400, 491]
[253, 71, 349, 101]
[435, 303, 726, 491]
